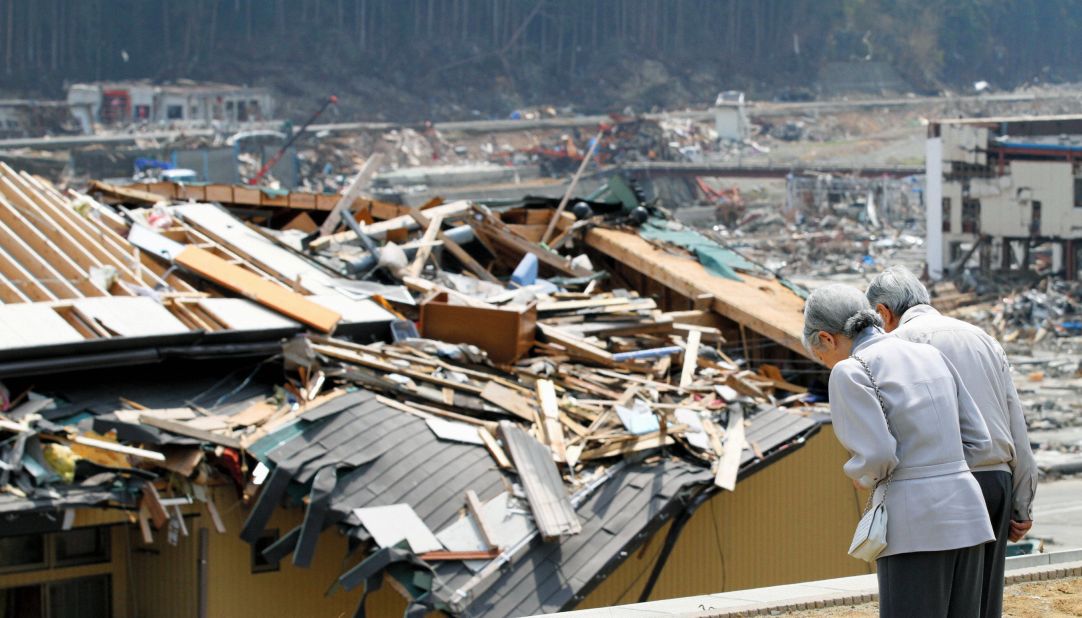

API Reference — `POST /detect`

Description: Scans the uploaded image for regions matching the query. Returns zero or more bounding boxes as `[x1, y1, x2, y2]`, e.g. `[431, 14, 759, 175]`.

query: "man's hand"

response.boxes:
[1009, 519, 1033, 542]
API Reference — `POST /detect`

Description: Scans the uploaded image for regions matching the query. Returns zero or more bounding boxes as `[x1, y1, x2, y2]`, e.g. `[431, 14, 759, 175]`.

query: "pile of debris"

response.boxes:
[0, 161, 820, 616]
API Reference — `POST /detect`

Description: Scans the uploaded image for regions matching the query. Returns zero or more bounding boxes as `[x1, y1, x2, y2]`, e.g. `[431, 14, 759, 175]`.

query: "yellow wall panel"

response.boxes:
[579, 426, 869, 610]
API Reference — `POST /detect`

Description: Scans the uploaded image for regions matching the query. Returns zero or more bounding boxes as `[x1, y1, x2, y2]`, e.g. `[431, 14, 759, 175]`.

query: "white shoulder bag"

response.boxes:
[847, 354, 894, 563]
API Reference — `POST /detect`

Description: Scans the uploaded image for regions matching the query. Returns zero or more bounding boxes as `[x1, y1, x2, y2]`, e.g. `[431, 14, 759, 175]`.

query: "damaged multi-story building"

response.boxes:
[66, 81, 275, 132]
[926, 114, 1082, 280]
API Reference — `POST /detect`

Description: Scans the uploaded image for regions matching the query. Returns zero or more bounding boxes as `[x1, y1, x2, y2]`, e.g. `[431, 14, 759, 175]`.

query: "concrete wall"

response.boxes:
[577, 425, 867, 609]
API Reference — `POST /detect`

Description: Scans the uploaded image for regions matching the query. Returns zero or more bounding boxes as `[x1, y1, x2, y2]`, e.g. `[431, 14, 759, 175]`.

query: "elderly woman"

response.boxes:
[803, 284, 996, 618]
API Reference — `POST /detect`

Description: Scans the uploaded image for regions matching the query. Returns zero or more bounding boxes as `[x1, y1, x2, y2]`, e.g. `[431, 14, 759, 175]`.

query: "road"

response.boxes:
[3, 89, 1077, 151]
[1031, 477, 1082, 550]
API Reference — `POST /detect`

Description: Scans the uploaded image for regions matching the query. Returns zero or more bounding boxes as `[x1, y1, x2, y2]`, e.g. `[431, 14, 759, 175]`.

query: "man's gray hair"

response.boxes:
[865, 265, 930, 317]
[802, 283, 882, 352]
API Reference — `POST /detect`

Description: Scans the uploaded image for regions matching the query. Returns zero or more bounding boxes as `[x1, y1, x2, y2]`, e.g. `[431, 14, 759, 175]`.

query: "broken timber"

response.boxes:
[498, 421, 581, 540]
[584, 227, 809, 358]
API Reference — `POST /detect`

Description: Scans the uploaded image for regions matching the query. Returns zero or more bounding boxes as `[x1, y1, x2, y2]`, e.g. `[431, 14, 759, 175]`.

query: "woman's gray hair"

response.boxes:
[865, 265, 930, 317]
[802, 283, 883, 352]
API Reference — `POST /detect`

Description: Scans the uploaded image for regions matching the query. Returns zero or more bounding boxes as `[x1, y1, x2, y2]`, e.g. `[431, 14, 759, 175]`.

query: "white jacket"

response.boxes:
[829, 327, 994, 557]
[894, 304, 1038, 520]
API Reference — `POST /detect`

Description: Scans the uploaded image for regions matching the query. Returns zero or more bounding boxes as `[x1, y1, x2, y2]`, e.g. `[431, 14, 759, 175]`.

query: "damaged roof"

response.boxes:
[239, 391, 819, 616]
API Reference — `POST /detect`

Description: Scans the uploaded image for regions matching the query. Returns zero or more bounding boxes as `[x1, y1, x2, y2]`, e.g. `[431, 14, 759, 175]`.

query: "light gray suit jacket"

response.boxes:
[895, 304, 1039, 520]
[829, 327, 995, 557]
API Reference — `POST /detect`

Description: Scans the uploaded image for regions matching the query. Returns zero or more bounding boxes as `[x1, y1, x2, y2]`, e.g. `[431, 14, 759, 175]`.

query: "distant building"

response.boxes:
[926, 115, 1082, 280]
[712, 91, 749, 142]
[67, 81, 274, 132]
[0, 99, 80, 138]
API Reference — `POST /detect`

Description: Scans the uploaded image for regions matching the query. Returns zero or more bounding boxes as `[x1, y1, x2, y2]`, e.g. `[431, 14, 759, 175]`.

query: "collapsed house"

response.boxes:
[0, 164, 869, 617]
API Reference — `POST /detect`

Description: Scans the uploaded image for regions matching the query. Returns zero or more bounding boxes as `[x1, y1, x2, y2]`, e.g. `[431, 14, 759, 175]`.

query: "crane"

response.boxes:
[247, 95, 337, 186]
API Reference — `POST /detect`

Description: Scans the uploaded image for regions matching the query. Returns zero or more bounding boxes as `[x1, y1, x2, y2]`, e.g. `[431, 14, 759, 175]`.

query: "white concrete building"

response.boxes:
[926, 115, 1082, 280]
[713, 91, 749, 142]
[67, 81, 274, 131]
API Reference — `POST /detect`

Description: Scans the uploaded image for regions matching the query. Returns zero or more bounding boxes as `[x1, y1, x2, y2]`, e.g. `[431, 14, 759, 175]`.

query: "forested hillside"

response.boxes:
[2, 0, 1079, 120]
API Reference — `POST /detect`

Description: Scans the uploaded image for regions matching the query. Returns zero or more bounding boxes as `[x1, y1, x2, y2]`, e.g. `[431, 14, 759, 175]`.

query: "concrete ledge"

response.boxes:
[546, 549, 1082, 618]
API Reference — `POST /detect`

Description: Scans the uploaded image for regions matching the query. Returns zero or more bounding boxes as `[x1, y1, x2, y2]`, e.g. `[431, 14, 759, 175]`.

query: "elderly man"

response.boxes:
[867, 266, 1037, 618]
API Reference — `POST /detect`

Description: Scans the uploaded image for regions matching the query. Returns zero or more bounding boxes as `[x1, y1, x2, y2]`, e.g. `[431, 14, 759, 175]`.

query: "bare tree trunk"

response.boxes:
[5, 0, 14, 74]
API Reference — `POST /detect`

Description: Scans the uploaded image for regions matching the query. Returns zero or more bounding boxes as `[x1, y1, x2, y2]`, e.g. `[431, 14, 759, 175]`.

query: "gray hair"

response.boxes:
[865, 265, 930, 317]
[802, 284, 883, 352]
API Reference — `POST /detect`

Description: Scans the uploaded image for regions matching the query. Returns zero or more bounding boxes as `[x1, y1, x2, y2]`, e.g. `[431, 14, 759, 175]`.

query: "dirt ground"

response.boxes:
[786, 576, 1082, 617]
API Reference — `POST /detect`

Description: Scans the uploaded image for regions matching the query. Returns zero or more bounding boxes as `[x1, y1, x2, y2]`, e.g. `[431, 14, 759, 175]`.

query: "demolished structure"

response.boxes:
[0, 161, 873, 616]
[927, 114, 1082, 280]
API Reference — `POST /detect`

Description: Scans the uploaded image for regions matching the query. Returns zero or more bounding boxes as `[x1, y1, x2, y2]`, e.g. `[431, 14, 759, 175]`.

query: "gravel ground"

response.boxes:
[785, 576, 1082, 617]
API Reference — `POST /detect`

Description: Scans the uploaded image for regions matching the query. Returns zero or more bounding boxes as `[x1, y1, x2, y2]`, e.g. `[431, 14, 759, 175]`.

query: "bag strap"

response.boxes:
[851, 353, 895, 512]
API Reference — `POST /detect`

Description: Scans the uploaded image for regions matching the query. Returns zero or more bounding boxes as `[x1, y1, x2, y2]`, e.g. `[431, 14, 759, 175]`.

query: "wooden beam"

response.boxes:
[406, 214, 444, 277]
[541, 128, 603, 245]
[584, 227, 810, 359]
[139, 414, 242, 449]
[314, 344, 483, 395]
[319, 153, 383, 235]
[477, 427, 513, 469]
[714, 408, 745, 491]
[679, 330, 702, 388]
[408, 209, 499, 283]
[479, 381, 537, 422]
[174, 246, 340, 332]
[465, 490, 500, 550]
[580, 432, 676, 460]
[535, 379, 567, 463]
[5, 174, 163, 289]
[0, 212, 80, 298]
[0, 241, 55, 301]
[537, 324, 614, 367]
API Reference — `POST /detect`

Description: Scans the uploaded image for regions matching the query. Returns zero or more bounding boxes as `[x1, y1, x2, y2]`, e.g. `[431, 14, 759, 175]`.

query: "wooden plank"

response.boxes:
[87, 180, 164, 204]
[472, 215, 590, 277]
[419, 549, 501, 561]
[70, 434, 166, 462]
[541, 128, 603, 244]
[584, 227, 810, 358]
[176, 203, 340, 295]
[0, 203, 85, 299]
[406, 214, 444, 277]
[319, 153, 383, 235]
[36, 185, 189, 292]
[537, 324, 614, 367]
[138, 414, 242, 449]
[479, 382, 537, 422]
[679, 330, 702, 388]
[0, 267, 29, 302]
[714, 408, 745, 491]
[204, 498, 226, 534]
[408, 208, 499, 283]
[141, 481, 169, 529]
[580, 432, 676, 460]
[137, 506, 154, 543]
[498, 421, 581, 540]
[312, 200, 470, 248]
[535, 379, 567, 463]
[477, 428, 512, 469]
[174, 246, 340, 332]
[5, 173, 161, 288]
[465, 490, 500, 550]
[0, 242, 55, 301]
[314, 344, 483, 394]
[701, 418, 725, 457]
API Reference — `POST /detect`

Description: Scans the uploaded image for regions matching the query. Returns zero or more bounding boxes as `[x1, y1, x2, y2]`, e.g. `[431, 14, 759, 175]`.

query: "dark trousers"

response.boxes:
[973, 470, 1013, 618]
[877, 544, 984, 617]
